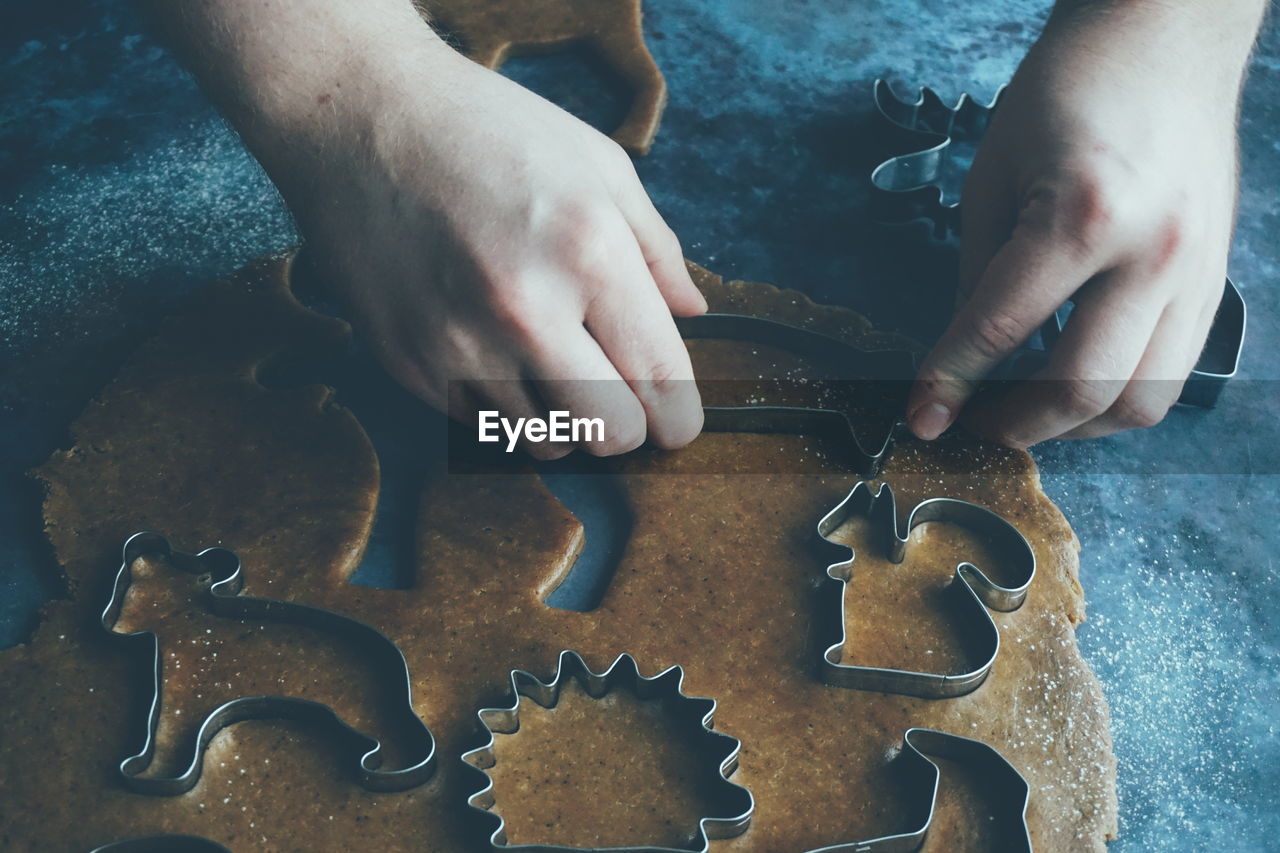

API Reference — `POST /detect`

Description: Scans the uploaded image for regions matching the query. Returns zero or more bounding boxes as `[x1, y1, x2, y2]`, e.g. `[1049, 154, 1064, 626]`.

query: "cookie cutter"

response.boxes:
[101, 531, 437, 795]
[870, 78, 1002, 238]
[90, 836, 232, 853]
[870, 78, 1247, 408]
[677, 313, 916, 476]
[460, 649, 754, 852]
[810, 727, 1032, 853]
[814, 481, 1035, 699]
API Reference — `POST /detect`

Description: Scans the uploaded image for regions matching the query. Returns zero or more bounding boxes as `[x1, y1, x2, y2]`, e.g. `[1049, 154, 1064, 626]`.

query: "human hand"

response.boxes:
[906, 0, 1264, 448]
[288, 45, 705, 459]
[149, 0, 704, 459]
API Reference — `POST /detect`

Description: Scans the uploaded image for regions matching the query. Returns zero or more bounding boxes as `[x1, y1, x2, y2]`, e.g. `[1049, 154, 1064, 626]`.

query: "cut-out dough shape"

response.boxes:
[421, 0, 667, 154]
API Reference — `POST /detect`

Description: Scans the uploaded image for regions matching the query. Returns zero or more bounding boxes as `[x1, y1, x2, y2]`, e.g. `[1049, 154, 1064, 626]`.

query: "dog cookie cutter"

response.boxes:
[815, 481, 1035, 699]
[460, 649, 755, 851]
[90, 836, 232, 853]
[101, 531, 437, 795]
[870, 77, 1246, 408]
[677, 313, 917, 477]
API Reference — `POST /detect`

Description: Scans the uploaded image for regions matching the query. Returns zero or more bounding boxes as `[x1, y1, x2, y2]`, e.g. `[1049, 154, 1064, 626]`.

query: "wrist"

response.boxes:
[148, 0, 465, 201]
[234, 17, 464, 197]
[1043, 0, 1265, 90]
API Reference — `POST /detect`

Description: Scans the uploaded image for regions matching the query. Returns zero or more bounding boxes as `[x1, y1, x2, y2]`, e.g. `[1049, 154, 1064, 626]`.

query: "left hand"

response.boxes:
[905, 0, 1262, 448]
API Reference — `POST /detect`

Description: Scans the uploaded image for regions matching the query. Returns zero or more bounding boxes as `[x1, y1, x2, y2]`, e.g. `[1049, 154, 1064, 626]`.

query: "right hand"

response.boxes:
[277, 43, 706, 459]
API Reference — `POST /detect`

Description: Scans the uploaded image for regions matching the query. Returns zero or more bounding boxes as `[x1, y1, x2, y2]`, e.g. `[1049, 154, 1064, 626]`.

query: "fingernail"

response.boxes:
[909, 402, 952, 441]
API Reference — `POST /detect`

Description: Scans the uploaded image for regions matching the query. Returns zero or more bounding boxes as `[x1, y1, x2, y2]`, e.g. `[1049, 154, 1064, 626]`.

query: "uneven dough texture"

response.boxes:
[0, 254, 1118, 851]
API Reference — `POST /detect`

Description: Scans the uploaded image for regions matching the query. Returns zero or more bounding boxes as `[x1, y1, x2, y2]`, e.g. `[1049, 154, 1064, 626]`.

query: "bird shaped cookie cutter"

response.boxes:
[101, 531, 437, 795]
[460, 650, 755, 852]
[870, 77, 1247, 408]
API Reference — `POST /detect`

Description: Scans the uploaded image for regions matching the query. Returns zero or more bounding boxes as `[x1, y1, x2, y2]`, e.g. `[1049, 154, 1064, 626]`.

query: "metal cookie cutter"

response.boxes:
[870, 78, 1247, 408]
[90, 836, 232, 853]
[460, 649, 755, 852]
[677, 313, 917, 477]
[815, 481, 1035, 699]
[811, 728, 1032, 853]
[870, 78, 1002, 237]
[101, 531, 437, 795]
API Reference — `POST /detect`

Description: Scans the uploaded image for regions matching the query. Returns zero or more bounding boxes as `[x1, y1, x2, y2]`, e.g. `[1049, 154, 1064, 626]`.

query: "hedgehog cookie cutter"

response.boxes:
[101, 531, 437, 795]
[815, 481, 1036, 699]
[460, 650, 755, 852]
[869, 77, 1246, 407]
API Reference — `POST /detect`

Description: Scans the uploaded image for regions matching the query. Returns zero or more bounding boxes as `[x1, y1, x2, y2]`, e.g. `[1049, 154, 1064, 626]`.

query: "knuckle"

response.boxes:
[965, 309, 1028, 362]
[439, 318, 475, 354]
[476, 274, 545, 345]
[553, 204, 623, 275]
[654, 223, 684, 262]
[1028, 173, 1120, 256]
[597, 137, 637, 174]
[1063, 178, 1119, 254]
[634, 359, 685, 398]
[1056, 377, 1115, 420]
[1145, 216, 1188, 275]
[1111, 393, 1170, 430]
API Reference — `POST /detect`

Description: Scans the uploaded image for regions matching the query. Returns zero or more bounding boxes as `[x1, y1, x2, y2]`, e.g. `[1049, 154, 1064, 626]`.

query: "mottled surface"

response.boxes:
[1, 0, 1278, 849]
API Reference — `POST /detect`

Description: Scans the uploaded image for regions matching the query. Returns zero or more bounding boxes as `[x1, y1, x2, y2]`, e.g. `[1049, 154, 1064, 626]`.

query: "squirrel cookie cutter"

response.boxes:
[815, 481, 1035, 699]
[101, 531, 437, 795]
[460, 650, 755, 852]
[870, 77, 1246, 408]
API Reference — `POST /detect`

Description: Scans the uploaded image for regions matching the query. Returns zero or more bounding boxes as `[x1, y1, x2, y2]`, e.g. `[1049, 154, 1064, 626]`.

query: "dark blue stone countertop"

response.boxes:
[1, 1, 1277, 849]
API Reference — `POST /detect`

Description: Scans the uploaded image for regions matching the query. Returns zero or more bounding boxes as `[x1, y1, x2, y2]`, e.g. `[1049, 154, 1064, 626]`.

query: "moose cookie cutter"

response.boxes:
[101, 531, 437, 795]
[870, 77, 1246, 408]
[460, 650, 755, 852]
[814, 481, 1035, 699]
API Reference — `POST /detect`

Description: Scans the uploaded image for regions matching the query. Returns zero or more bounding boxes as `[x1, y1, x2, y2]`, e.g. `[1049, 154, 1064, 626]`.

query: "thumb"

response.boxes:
[907, 188, 1110, 439]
